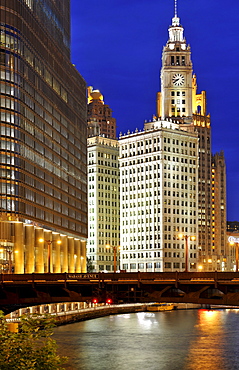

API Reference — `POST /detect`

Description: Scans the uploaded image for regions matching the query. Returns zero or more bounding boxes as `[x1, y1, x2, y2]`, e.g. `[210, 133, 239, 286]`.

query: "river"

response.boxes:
[53, 308, 239, 370]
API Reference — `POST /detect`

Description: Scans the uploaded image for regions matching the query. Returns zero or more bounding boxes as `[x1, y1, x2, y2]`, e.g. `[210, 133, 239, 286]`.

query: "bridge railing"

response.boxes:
[1, 271, 239, 283]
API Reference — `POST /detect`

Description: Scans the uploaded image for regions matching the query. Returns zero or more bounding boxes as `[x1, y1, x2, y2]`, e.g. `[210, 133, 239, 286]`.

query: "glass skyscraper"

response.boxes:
[0, 0, 87, 273]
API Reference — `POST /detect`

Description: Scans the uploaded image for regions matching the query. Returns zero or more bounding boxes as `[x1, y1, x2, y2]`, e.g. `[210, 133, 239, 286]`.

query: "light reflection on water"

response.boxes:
[53, 309, 239, 370]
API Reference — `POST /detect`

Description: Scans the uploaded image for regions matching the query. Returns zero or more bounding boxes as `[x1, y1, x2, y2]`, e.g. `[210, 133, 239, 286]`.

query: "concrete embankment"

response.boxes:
[53, 303, 202, 326]
[54, 304, 147, 326]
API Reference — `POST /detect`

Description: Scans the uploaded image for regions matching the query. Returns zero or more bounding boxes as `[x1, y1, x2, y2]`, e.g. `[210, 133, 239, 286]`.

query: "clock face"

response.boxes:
[172, 73, 185, 86]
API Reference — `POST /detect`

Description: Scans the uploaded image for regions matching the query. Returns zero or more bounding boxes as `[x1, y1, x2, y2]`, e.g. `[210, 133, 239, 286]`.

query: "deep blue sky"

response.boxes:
[71, 0, 239, 222]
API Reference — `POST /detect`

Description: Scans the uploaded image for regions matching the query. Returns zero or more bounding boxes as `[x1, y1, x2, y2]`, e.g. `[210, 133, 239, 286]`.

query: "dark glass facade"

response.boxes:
[0, 0, 87, 239]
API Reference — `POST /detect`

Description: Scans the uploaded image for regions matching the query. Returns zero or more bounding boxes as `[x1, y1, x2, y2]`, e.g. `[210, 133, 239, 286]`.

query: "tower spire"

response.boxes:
[172, 0, 180, 27]
[175, 0, 177, 18]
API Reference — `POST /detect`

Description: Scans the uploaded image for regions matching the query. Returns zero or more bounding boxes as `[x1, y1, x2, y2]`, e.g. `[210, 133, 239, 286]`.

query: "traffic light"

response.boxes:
[106, 298, 112, 304]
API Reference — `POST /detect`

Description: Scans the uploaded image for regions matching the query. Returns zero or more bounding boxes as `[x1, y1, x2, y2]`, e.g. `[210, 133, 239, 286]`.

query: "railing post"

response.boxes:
[137, 271, 141, 288]
[175, 270, 179, 288]
[64, 272, 67, 288]
[31, 272, 35, 288]
[214, 270, 218, 289]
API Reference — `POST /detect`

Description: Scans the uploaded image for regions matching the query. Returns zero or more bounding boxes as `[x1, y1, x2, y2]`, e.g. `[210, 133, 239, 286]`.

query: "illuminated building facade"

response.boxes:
[0, 0, 87, 273]
[226, 233, 239, 271]
[210, 152, 227, 270]
[119, 120, 198, 272]
[87, 88, 119, 272]
[87, 136, 120, 272]
[156, 6, 227, 270]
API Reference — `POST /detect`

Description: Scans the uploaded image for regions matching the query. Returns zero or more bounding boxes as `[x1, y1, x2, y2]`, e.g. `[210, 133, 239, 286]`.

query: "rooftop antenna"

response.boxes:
[175, 0, 178, 18]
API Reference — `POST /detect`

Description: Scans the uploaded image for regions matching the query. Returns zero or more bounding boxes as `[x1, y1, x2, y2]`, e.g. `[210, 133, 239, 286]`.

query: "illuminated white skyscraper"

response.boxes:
[119, 119, 198, 272]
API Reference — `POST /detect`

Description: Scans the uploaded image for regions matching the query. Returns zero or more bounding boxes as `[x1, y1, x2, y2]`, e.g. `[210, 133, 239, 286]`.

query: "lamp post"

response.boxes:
[178, 234, 196, 272]
[229, 236, 239, 272]
[106, 245, 119, 273]
[39, 239, 61, 273]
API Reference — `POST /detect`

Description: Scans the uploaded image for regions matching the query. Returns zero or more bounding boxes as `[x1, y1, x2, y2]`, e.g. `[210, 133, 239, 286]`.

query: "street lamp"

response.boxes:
[105, 245, 120, 273]
[39, 238, 61, 273]
[178, 234, 196, 272]
[229, 236, 239, 272]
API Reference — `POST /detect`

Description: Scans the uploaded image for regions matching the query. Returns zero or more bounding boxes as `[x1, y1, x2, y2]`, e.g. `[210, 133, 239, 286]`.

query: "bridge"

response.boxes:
[1, 271, 239, 313]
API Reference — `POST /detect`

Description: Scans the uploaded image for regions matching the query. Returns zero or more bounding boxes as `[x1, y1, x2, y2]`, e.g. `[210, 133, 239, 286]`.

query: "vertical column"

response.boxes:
[75, 239, 81, 273]
[81, 240, 87, 273]
[25, 225, 35, 273]
[44, 231, 52, 273]
[61, 236, 68, 272]
[14, 222, 24, 273]
[35, 228, 44, 273]
[54, 234, 61, 273]
[68, 238, 74, 273]
[39, 305, 44, 314]
[0, 221, 11, 240]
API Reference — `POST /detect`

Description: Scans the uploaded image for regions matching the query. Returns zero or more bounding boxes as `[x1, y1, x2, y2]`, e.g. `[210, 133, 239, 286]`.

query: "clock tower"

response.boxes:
[158, 7, 193, 120]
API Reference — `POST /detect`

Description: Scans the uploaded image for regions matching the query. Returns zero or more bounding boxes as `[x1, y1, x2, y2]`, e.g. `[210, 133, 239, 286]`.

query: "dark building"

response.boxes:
[227, 222, 239, 233]
[0, 0, 87, 273]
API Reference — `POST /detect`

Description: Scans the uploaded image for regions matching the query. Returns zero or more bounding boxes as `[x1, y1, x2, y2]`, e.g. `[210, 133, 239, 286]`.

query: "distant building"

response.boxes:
[226, 232, 239, 271]
[0, 0, 87, 273]
[211, 152, 227, 270]
[87, 89, 120, 272]
[87, 87, 116, 139]
[119, 119, 198, 272]
[227, 221, 239, 233]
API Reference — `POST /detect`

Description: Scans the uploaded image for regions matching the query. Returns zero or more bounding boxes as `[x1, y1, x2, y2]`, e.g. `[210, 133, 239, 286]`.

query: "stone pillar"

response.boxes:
[39, 305, 44, 314]
[35, 228, 44, 273]
[68, 238, 74, 273]
[75, 239, 81, 273]
[0, 221, 11, 241]
[61, 236, 68, 272]
[43, 231, 52, 273]
[53, 234, 61, 273]
[81, 240, 87, 273]
[25, 225, 35, 273]
[14, 222, 24, 273]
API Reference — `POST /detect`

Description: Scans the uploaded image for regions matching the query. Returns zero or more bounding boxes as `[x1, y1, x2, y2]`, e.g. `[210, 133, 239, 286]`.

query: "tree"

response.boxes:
[0, 311, 68, 370]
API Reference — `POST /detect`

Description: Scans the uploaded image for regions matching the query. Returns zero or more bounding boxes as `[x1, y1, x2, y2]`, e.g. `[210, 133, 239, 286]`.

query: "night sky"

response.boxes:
[70, 0, 239, 222]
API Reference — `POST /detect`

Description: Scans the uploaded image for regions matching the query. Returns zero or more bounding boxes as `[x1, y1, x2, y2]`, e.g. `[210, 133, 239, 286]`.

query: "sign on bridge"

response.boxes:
[66, 273, 99, 280]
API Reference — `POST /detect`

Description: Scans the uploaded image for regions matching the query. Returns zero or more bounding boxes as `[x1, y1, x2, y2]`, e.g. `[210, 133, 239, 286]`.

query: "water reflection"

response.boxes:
[53, 309, 239, 370]
[184, 310, 226, 370]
